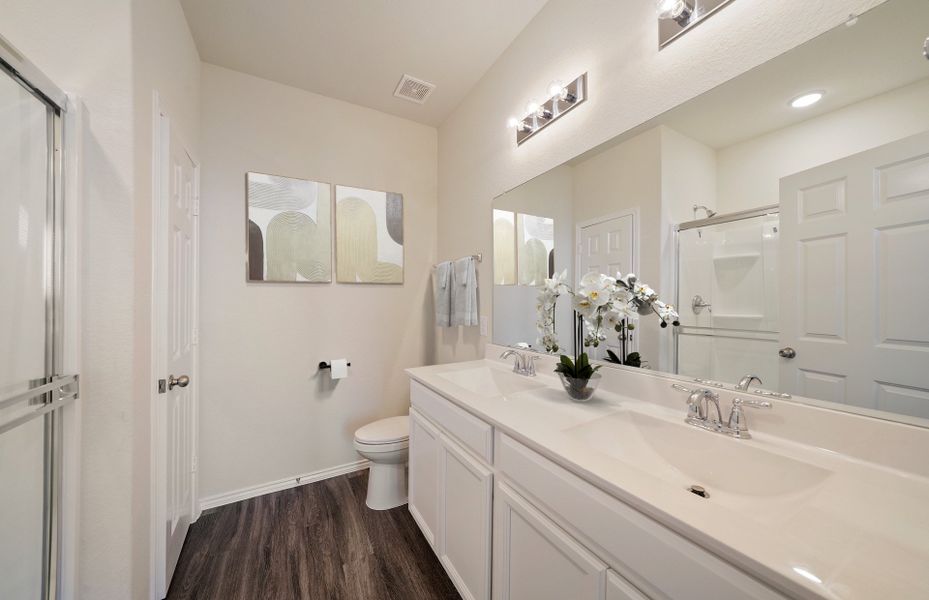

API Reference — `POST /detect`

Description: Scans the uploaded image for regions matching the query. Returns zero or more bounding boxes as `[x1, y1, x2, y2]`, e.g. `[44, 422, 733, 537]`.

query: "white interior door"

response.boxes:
[154, 105, 199, 598]
[577, 212, 636, 357]
[778, 131, 929, 418]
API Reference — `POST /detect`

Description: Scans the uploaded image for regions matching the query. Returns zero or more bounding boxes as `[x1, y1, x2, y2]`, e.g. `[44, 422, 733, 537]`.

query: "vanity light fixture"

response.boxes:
[508, 73, 587, 145]
[790, 91, 824, 109]
[658, 0, 735, 47]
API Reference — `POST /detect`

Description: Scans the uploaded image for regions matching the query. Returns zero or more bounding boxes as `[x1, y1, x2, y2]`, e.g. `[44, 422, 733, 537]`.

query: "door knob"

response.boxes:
[778, 347, 796, 359]
[168, 374, 190, 390]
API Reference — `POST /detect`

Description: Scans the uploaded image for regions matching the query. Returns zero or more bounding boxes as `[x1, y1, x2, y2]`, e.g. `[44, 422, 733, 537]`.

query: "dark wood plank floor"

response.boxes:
[167, 470, 461, 600]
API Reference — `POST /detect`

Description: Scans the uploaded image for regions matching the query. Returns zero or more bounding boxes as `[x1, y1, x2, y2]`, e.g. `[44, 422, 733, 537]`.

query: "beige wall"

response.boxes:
[435, 0, 886, 363]
[0, 0, 200, 597]
[197, 64, 437, 501]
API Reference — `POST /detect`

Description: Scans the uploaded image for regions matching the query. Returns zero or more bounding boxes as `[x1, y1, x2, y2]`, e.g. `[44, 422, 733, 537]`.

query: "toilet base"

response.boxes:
[365, 462, 408, 510]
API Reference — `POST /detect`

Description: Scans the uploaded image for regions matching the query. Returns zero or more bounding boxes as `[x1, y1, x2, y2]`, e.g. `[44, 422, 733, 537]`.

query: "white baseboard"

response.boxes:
[199, 459, 370, 512]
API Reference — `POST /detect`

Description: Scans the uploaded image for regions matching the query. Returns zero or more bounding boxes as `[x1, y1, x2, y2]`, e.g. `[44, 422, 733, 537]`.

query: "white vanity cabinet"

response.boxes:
[438, 434, 493, 600]
[408, 408, 441, 547]
[408, 379, 786, 600]
[493, 481, 608, 600]
[410, 384, 493, 600]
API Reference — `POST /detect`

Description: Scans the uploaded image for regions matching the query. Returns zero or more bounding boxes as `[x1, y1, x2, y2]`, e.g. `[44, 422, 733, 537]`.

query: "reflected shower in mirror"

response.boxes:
[492, 0, 929, 425]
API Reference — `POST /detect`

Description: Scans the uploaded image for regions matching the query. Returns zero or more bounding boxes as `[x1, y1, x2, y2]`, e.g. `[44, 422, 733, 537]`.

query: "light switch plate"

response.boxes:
[480, 316, 489, 337]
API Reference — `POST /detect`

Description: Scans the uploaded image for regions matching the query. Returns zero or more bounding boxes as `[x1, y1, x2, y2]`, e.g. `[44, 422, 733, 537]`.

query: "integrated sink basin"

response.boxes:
[437, 365, 546, 398]
[564, 409, 833, 501]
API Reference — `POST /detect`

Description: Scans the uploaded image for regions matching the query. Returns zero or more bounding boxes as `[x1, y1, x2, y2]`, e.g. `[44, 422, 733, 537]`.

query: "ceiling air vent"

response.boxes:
[393, 74, 436, 105]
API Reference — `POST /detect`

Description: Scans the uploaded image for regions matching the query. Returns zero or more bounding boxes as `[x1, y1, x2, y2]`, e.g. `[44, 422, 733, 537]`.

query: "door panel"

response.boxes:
[409, 407, 440, 548]
[164, 121, 197, 584]
[779, 131, 929, 418]
[493, 481, 606, 600]
[607, 570, 649, 600]
[439, 436, 492, 600]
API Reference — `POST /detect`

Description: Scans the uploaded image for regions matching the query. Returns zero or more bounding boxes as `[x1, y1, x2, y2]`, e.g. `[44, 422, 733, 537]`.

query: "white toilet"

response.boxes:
[353, 415, 410, 510]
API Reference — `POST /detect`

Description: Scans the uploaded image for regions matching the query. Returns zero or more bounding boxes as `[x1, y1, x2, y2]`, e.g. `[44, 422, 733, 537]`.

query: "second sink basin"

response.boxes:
[437, 365, 546, 398]
[564, 409, 832, 501]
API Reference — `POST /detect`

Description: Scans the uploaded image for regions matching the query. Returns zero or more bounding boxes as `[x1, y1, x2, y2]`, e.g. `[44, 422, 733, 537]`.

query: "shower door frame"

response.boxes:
[0, 35, 82, 600]
[672, 204, 780, 376]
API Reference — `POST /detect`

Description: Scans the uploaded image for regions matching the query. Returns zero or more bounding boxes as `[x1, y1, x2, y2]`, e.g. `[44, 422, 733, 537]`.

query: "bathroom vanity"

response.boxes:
[406, 348, 929, 600]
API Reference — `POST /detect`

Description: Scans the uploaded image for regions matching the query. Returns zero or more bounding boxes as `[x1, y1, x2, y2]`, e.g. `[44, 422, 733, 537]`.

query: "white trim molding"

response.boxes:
[200, 459, 371, 511]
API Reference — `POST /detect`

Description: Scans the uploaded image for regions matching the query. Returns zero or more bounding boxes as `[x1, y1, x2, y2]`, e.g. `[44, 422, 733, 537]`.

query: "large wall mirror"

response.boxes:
[492, 0, 929, 426]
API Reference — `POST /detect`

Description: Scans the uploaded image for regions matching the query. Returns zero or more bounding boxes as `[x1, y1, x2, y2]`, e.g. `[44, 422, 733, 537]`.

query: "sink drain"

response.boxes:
[688, 484, 709, 499]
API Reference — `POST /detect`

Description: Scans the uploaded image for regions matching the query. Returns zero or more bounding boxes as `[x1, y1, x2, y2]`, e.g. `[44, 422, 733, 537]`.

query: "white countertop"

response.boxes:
[406, 357, 929, 600]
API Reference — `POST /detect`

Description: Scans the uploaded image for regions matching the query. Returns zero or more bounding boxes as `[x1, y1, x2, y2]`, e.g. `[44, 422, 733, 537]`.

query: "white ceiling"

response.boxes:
[660, 0, 929, 149]
[180, 0, 550, 126]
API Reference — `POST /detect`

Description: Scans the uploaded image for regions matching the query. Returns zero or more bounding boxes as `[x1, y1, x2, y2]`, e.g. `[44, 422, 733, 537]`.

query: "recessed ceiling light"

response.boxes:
[790, 92, 824, 109]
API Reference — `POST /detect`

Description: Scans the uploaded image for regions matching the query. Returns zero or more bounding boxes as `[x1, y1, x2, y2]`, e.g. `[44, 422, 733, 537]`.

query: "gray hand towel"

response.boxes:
[433, 261, 452, 327]
[451, 256, 479, 327]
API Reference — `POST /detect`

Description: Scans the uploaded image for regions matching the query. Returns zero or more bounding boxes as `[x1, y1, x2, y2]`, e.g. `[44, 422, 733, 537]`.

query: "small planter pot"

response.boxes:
[558, 372, 601, 402]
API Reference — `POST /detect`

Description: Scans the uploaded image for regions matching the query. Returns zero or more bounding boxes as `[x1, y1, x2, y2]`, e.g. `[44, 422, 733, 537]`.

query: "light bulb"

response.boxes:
[547, 80, 564, 99]
[657, 0, 680, 18]
[507, 116, 519, 129]
[657, 0, 693, 24]
[525, 99, 541, 116]
[790, 92, 823, 108]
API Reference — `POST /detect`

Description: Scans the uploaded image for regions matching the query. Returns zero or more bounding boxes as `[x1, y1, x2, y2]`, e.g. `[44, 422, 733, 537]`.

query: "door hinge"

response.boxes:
[158, 379, 167, 394]
[192, 197, 200, 216]
[191, 454, 198, 473]
[192, 328, 199, 345]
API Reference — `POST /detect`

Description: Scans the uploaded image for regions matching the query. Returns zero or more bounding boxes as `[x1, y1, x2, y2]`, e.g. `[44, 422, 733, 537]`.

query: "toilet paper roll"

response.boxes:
[329, 359, 349, 379]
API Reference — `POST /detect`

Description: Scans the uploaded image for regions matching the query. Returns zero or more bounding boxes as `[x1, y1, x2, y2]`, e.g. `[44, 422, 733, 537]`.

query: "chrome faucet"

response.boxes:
[684, 388, 722, 431]
[673, 384, 773, 439]
[500, 349, 536, 377]
[736, 374, 763, 391]
[726, 398, 772, 439]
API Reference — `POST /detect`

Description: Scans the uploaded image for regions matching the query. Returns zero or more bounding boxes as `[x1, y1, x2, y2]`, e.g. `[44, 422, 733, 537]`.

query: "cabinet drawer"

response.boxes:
[495, 433, 786, 600]
[410, 381, 493, 463]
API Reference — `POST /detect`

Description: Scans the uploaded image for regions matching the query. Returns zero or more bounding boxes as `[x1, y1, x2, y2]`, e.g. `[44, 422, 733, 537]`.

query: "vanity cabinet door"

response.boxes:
[493, 481, 607, 600]
[438, 435, 493, 600]
[409, 408, 441, 548]
[607, 571, 649, 600]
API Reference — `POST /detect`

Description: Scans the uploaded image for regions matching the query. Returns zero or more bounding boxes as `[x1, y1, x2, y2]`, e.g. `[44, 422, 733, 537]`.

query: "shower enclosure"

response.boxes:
[675, 206, 780, 386]
[1, 47, 78, 600]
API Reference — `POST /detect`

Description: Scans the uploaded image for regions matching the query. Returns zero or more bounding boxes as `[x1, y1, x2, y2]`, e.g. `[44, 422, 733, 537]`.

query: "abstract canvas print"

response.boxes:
[246, 172, 331, 282]
[335, 185, 403, 283]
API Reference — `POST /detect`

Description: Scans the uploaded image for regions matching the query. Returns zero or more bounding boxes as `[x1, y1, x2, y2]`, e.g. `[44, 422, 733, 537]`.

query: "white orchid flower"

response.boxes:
[573, 294, 595, 317]
[633, 283, 656, 300]
[543, 269, 569, 295]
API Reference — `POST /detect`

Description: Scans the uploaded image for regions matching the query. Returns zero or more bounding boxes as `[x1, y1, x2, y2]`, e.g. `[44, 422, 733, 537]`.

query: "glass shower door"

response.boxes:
[0, 60, 73, 600]
[676, 212, 780, 385]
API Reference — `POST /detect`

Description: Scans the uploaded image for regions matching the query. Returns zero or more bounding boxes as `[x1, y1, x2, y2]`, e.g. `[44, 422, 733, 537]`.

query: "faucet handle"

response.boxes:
[726, 397, 772, 438]
[525, 354, 537, 377]
[733, 397, 772, 409]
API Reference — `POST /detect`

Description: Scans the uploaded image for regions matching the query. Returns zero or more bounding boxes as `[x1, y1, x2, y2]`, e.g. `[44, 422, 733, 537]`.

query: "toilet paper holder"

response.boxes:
[318, 361, 351, 370]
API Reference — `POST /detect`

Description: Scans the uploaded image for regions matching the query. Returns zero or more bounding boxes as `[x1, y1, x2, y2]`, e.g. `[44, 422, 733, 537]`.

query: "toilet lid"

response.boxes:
[354, 416, 409, 444]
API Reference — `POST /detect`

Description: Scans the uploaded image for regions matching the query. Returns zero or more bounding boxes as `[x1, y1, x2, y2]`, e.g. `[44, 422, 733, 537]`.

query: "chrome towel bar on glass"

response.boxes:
[0, 374, 79, 436]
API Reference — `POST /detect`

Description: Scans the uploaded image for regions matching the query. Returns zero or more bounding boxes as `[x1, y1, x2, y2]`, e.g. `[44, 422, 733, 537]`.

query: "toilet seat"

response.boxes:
[354, 415, 409, 445]
[353, 438, 408, 453]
